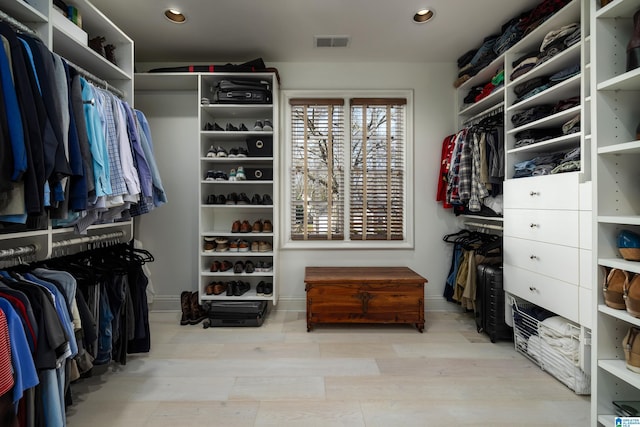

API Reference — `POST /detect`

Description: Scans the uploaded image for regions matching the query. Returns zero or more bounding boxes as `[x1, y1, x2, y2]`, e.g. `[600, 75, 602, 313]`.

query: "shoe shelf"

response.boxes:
[197, 72, 279, 309]
[593, 0, 640, 423]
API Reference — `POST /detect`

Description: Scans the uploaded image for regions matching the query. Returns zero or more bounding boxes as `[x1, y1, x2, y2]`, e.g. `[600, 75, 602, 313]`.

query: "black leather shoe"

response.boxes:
[235, 280, 250, 296]
[237, 193, 250, 205]
[227, 281, 237, 296]
[251, 194, 262, 205]
[233, 261, 244, 274]
[226, 123, 239, 131]
[262, 194, 273, 205]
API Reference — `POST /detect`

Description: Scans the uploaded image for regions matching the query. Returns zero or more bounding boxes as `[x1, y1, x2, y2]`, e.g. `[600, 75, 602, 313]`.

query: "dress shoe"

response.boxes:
[220, 260, 233, 272]
[227, 281, 237, 296]
[234, 280, 250, 296]
[251, 194, 263, 205]
[625, 273, 640, 318]
[623, 327, 640, 373]
[234, 261, 245, 274]
[252, 220, 263, 233]
[212, 282, 227, 295]
[263, 219, 273, 233]
[602, 266, 627, 310]
[240, 220, 252, 233]
[262, 194, 273, 205]
[226, 123, 239, 131]
[256, 281, 265, 296]
[263, 282, 273, 296]
[231, 220, 241, 233]
[210, 260, 221, 272]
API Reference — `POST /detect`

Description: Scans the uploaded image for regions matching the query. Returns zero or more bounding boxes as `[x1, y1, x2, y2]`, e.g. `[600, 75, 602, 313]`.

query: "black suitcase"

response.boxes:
[213, 79, 272, 104]
[202, 301, 268, 328]
[475, 264, 512, 343]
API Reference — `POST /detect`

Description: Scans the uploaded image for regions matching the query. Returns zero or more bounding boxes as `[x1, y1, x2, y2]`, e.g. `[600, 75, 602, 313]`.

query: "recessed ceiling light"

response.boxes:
[413, 8, 434, 24]
[164, 8, 187, 24]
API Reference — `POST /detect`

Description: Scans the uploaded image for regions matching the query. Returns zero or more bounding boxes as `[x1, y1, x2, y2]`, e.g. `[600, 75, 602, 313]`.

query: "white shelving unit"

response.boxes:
[455, 0, 593, 394]
[197, 73, 279, 307]
[0, 0, 135, 259]
[592, 0, 640, 425]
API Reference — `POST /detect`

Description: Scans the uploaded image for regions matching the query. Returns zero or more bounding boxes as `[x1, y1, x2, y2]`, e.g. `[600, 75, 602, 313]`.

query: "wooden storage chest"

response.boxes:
[304, 267, 427, 332]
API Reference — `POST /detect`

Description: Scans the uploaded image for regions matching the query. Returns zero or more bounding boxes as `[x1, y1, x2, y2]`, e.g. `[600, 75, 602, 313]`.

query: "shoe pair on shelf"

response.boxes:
[204, 170, 228, 181]
[229, 239, 250, 252]
[250, 193, 273, 205]
[253, 120, 273, 131]
[229, 166, 246, 181]
[210, 259, 233, 272]
[601, 266, 640, 317]
[256, 281, 273, 296]
[231, 220, 252, 233]
[203, 237, 229, 252]
[206, 145, 228, 157]
[203, 122, 224, 131]
[250, 240, 272, 252]
[225, 192, 251, 205]
[232, 260, 255, 274]
[254, 261, 273, 272]
[251, 219, 273, 233]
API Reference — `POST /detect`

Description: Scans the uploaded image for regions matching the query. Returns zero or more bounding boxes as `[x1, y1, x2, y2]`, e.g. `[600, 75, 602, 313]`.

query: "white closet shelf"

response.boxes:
[598, 359, 640, 389]
[598, 305, 640, 328]
[507, 75, 581, 111]
[458, 87, 504, 118]
[597, 67, 640, 91]
[597, 141, 640, 155]
[597, 0, 639, 18]
[507, 106, 581, 135]
[506, 133, 580, 154]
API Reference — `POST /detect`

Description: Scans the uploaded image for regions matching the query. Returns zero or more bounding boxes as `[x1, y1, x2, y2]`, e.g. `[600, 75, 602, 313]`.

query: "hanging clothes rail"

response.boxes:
[52, 230, 125, 250]
[0, 244, 38, 260]
[64, 58, 127, 99]
[463, 104, 504, 127]
[0, 9, 38, 36]
[464, 221, 504, 231]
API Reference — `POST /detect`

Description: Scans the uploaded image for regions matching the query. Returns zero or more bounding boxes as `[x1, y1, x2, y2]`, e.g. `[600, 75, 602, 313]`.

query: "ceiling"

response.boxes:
[90, 0, 542, 66]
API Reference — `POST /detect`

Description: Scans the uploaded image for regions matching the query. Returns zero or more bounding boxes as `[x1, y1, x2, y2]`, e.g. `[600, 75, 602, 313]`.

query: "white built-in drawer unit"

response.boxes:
[503, 208, 579, 247]
[503, 236, 579, 285]
[504, 173, 580, 210]
[504, 264, 579, 323]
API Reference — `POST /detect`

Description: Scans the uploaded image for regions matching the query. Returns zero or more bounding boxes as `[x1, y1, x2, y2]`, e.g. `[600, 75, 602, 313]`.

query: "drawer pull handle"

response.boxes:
[529, 191, 540, 196]
[530, 255, 537, 260]
[530, 223, 539, 228]
[529, 286, 537, 292]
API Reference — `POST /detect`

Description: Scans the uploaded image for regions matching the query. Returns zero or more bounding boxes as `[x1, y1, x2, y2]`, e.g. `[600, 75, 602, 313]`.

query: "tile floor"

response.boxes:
[65, 309, 590, 426]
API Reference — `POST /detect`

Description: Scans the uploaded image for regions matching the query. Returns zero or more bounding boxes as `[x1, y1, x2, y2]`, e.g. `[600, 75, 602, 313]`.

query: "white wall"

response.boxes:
[135, 61, 461, 312]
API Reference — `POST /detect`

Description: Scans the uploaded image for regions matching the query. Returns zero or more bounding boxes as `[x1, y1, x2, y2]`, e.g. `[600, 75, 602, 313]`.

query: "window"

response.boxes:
[350, 98, 406, 241]
[285, 91, 413, 247]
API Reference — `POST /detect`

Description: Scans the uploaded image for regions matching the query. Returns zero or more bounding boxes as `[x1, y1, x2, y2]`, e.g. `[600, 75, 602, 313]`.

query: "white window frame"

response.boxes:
[281, 89, 414, 250]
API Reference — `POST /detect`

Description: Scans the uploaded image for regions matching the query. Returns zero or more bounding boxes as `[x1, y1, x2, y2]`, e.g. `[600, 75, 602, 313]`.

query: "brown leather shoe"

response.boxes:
[623, 327, 640, 373]
[252, 220, 263, 233]
[240, 220, 252, 233]
[205, 282, 216, 295]
[190, 291, 207, 325]
[625, 273, 640, 317]
[603, 266, 627, 310]
[210, 260, 221, 272]
[212, 282, 227, 295]
[263, 219, 273, 233]
[180, 291, 192, 325]
[220, 260, 233, 272]
[231, 220, 241, 233]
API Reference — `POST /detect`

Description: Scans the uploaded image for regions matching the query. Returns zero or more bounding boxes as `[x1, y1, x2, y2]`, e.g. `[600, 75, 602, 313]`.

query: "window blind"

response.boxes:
[289, 99, 345, 240]
[349, 99, 406, 240]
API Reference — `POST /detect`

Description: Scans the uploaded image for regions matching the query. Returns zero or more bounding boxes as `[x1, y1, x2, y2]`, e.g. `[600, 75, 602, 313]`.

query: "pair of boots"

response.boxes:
[180, 291, 207, 325]
[601, 267, 640, 317]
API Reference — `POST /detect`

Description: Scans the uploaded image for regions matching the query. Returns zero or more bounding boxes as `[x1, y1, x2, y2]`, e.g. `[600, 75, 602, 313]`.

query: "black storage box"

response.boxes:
[244, 167, 273, 181]
[246, 136, 273, 157]
[203, 301, 268, 328]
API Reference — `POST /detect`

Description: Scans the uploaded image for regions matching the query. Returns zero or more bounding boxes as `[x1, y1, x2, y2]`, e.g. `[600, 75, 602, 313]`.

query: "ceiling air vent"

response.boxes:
[314, 35, 350, 48]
